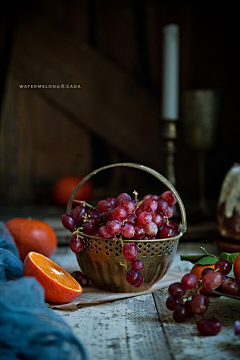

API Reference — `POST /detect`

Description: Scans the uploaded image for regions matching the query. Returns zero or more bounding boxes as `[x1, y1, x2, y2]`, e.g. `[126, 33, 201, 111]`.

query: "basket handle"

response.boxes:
[66, 163, 187, 235]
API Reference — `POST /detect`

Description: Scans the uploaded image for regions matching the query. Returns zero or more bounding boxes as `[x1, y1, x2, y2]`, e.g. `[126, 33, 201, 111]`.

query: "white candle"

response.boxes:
[162, 24, 179, 119]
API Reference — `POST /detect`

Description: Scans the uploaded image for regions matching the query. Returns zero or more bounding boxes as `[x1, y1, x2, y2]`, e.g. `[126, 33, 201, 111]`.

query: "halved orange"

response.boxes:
[23, 252, 82, 303]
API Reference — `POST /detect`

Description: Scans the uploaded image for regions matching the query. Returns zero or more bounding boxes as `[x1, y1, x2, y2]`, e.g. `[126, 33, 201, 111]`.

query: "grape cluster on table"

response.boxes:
[166, 259, 240, 336]
[61, 190, 180, 288]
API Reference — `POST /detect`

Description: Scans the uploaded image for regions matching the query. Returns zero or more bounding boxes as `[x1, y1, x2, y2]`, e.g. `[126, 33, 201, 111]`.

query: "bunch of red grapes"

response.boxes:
[61, 190, 180, 287]
[166, 258, 240, 336]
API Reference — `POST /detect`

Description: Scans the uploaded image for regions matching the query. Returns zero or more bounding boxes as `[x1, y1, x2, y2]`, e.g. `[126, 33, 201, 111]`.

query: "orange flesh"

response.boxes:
[29, 252, 81, 291]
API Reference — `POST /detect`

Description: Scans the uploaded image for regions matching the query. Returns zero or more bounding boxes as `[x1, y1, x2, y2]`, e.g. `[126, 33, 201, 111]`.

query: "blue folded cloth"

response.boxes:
[0, 221, 89, 360]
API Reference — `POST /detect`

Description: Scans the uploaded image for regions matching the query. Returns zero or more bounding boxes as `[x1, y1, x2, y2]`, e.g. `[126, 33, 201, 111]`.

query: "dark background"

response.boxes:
[0, 0, 239, 222]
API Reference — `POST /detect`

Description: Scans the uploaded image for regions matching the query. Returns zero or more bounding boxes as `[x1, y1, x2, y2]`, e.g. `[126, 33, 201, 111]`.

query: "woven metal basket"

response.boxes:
[66, 163, 187, 293]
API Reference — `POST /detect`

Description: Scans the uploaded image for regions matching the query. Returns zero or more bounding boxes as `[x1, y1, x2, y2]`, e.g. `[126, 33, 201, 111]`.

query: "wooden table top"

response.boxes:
[51, 242, 240, 360]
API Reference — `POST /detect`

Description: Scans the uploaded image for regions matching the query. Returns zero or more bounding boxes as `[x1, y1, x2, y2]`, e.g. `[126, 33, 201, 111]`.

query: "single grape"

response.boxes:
[122, 223, 135, 238]
[160, 225, 175, 238]
[71, 205, 86, 224]
[82, 220, 96, 235]
[191, 293, 209, 315]
[100, 211, 109, 224]
[115, 192, 131, 206]
[173, 304, 187, 323]
[71, 271, 89, 287]
[161, 191, 177, 205]
[133, 225, 146, 239]
[145, 222, 158, 236]
[106, 220, 122, 236]
[143, 194, 153, 201]
[234, 321, 240, 336]
[142, 198, 158, 214]
[123, 243, 138, 261]
[164, 206, 174, 218]
[181, 273, 198, 290]
[202, 271, 223, 290]
[61, 214, 77, 231]
[134, 273, 144, 288]
[215, 259, 232, 275]
[201, 267, 214, 278]
[126, 269, 141, 286]
[152, 212, 163, 227]
[126, 214, 138, 225]
[112, 206, 127, 221]
[166, 296, 181, 311]
[168, 282, 186, 297]
[106, 197, 116, 207]
[168, 220, 180, 234]
[120, 199, 136, 214]
[87, 208, 101, 220]
[197, 318, 221, 336]
[70, 234, 84, 253]
[222, 277, 240, 295]
[97, 199, 112, 213]
[99, 225, 112, 239]
[157, 198, 168, 212]
[131, 259, 144, 272]
[137, 211, 152, 226]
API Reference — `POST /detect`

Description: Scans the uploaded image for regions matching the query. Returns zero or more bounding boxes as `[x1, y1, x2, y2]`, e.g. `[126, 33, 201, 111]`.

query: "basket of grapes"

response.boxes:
[61, 163, 187, 293]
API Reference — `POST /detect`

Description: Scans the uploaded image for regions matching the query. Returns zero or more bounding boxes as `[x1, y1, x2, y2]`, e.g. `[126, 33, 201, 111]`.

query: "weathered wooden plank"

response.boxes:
[56, 294, 172, 360]
[154, 288, 240, 360]
[11, 9, 161, 170]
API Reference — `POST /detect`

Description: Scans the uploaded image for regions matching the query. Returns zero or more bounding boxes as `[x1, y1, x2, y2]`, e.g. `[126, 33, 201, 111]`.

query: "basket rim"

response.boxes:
[77, 231, 183, 243]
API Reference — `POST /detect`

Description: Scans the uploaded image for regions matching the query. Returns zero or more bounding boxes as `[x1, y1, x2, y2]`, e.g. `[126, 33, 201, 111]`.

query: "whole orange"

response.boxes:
[190, 263, 216, 279]
[23, 252, 82, 303]
[51, 176, 93, 208]
[5, 218, 57, 262]
[234, 254, 240, 283]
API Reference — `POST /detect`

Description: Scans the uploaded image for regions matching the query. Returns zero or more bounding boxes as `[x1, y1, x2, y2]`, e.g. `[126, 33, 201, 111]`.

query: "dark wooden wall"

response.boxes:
[0, 0, 239, 215]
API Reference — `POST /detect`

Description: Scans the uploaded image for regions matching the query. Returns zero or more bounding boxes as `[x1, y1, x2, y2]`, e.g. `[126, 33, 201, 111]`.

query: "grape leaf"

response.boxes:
[180, 254, 205, 263]
[195, 255, 219, 265]
[220, 252, 240, 264]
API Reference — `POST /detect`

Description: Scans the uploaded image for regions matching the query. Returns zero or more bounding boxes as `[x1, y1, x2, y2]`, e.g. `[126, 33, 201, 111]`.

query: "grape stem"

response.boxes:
[133, 190, 138, 204]
[73, 199, 96, 209]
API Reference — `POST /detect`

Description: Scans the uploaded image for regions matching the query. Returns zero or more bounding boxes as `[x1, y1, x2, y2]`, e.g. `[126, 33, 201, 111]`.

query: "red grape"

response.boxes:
[82, 218, 98, 235]
[106, 220, 122, 236]
[166, 296, 181, 310]
[173, 304, 187, 323]
[71, 205, 86, 224]
[87, 208, 101, 220]
[215, 259, 232, 275]
[201, 268, 214, 277]
[134, 273, 144, 287]
[126, 214, 138, 225]
[145, 222, 158, 236]
[115, 193, 131, 206]
[123, 243, 138, 261]
[161, 191, 177, 205]
[168, 282, 186, 297]
[133, 225, 146, 239]
[234, 321, 240, 336]
[112, 206, 127, 221]
[202, 271, 223, 290]
[181, 273, 198, 289]
[142, 198, 158, 214]
[122, 223, 135, 238]
[164, 206, 174, 218]
[137, 211, 152, 225]
[197, 318, 221, 336]
[160, 225, 175, 238]
[99, 225, 112, 239]
[120, 199, 136, 214]
[222, 277, 240, 295]
[71, 271, 89, 287]
[126, 269, 141, 286]
[191, 293, 209, 315]
[97, 199, 112, 213]
[185, 300, 195, 318]
[157, 198, 168, 212]
[70, 234, 84, 253]
[152, 213, 163, 227]
[131, 259, 144, 272]
[61, 214, 77, 231]
[168, 220, 180, 234]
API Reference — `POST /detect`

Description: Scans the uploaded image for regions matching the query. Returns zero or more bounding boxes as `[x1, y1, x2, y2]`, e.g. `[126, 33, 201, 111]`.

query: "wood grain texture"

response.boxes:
[11, 8, 160, 170]
[56, 294, 172, 360]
